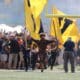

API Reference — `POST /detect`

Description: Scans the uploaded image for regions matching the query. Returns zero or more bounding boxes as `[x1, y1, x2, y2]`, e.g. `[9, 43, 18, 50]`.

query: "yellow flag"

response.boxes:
[30, 0, 47, 18]
[24, 0, 34, 33]
[53, 7, 76, 29]
[33, 16, 41, 34]
[31, 16, 44, 39]
[62, 23, 79, 43]
[62, 36, 79, 43]
[53, 7, 79, 43]
[63, 22, 78, 36]
[50, 8, 63, 48]
[24, 0, 44, 40]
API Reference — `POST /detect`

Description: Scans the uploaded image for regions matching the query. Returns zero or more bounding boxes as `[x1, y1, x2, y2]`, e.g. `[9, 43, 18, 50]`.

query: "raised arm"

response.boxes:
[46, 38, 58, 45]
[31, 38, 39, 45]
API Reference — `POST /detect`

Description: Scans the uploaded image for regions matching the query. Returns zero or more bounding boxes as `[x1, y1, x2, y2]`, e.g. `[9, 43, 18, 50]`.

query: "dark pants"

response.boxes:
[23, 49, 30, 71]
[31, 53, 37, 70]
[24, 56, 29, 71]
[49, 51, 57, 69]
[63, 51, 75, 72]
[38, 52, 47, 72]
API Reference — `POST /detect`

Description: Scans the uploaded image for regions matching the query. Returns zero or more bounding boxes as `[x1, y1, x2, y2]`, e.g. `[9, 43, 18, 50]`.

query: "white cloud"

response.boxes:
[0, 24, 24, 33]
[14, 25, 24, 33]
[0, 24, 13, 32]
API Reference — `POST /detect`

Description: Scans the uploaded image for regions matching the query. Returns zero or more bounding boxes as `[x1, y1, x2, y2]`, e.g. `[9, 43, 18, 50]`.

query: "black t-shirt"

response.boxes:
[64, 40, 75, 51]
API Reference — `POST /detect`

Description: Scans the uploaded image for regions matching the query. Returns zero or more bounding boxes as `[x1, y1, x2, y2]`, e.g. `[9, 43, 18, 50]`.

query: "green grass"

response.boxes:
[0, 65, 80, 80]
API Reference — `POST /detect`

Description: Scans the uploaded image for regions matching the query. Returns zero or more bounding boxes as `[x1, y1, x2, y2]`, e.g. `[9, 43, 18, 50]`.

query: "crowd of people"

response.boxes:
[0, 32, 80, 73]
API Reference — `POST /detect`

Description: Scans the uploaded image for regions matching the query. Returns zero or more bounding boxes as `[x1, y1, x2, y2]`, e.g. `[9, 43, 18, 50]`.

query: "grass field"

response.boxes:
[0, 65, 80, 80]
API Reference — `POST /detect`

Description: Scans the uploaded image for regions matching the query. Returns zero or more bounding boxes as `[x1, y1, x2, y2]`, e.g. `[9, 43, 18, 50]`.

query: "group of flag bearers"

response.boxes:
[24, 33, 59, 72]
[24, 0, 80, 72]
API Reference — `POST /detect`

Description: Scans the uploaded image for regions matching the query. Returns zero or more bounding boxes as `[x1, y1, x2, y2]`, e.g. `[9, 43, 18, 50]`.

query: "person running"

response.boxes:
[31, 33, 57, 72]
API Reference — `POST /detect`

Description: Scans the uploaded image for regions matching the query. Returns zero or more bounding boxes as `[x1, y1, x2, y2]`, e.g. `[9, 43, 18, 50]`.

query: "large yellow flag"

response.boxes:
[53, 7, 76, 30]
[30, 0, 47, 18]
[24, 0, 44, 39]
[53, 7, 79, 43]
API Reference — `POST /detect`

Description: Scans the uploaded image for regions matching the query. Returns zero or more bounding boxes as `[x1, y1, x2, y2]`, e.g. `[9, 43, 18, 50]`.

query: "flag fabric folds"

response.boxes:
[24, 0, 34, 33]
[50, 8, 63, 47]
[52, 7, 79, 43]
[34, 16, 44, 34]
[30, 0, 47, 18]
[24, 0, 44, 39]
[62, 22, 79, 42]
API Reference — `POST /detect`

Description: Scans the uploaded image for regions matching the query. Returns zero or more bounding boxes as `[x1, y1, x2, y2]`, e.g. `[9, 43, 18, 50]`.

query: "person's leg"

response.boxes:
[40, 61, 44, 72]
[8, 54, 13, 69]
[23, 50, 31, 71]
[48, 56, 51, 67]
[18, 52, 24, 69]
[69, 52, 75, 73]
[63, 52, 69, 73]
[24, 56, 28, 71]
[31, 54, 37, 70]
[13, 54, 18, 69]
[44, 56, 48, 69]
[0, 54, 2, 68]
[39, 54, 44, 72]
[1, 54, 7, 69]
[50, 52, 57, 70]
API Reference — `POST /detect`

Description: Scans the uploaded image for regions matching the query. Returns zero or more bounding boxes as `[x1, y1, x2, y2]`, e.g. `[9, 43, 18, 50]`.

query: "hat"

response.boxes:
[40, 33, 45, 37]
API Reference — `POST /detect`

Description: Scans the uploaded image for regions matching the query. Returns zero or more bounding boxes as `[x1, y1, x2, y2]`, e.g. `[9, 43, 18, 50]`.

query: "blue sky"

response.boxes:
[0, 0, 80, 30]
[0, 0, 24, 26]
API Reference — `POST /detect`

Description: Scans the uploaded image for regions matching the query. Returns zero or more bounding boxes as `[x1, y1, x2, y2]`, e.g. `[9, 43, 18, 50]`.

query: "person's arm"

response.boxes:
[31, 38, 39, 44]
[46, 39, 58, 45]
[27, 35, 39, 44]
[63, 42, 67, 47]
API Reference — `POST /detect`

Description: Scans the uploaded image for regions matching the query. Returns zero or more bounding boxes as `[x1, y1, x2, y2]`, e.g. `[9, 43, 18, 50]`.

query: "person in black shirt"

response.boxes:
[63, 37, 75, 73]
[8, 35, 20, 69]
[31, 33, 56, 72]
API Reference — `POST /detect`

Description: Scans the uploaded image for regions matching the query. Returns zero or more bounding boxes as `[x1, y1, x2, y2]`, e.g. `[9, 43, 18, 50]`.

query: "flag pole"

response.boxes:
[53, 20, 59, 49]
[48, 7, 59, 49]
[46, 14, 80, 18]
[46, 6, 58, 39]
[23, 0, 28, 49]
